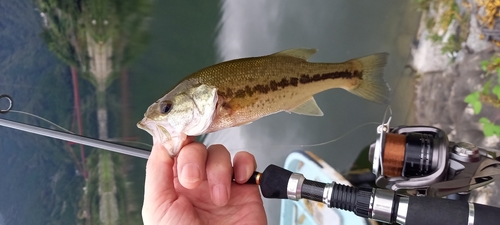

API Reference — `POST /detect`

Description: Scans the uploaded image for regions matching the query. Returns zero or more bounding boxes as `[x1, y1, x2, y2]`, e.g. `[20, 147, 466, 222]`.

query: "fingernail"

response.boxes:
[180, 163, 201, 184]
[244, 166, 252, 182]
[236, 166, 250, 183]
[212, 184, 228, 206]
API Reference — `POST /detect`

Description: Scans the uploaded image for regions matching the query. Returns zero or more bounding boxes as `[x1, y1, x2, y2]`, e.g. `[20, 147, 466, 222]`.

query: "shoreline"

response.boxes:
[407, 0, 500, 207]
[409, 0, 499, 148]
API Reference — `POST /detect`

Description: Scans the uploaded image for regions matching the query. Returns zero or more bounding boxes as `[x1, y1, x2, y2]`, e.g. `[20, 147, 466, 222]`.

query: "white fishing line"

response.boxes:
[7, 110, 152, 148]
[10, 110, 74, 133]
[224, 121, 383, 152]
[222, 104, 394, 152]
[296, 121, 381, 148]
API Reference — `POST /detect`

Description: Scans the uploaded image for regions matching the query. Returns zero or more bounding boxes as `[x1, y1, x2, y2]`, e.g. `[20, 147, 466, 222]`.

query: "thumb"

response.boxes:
[142, 143, 176, 219]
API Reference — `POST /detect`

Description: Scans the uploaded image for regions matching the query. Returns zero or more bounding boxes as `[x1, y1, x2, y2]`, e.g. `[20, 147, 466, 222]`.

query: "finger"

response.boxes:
[181, 135, 197, 147]
[176, 142, 208, 189]
[172, 136, 196, 178]
[206, 144, 232, 206]
[143, 144, 175, 218]
[233, 151, 257, 184]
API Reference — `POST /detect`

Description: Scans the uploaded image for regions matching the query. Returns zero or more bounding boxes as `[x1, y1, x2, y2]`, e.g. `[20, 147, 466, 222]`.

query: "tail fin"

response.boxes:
[348, 53, 391, 104]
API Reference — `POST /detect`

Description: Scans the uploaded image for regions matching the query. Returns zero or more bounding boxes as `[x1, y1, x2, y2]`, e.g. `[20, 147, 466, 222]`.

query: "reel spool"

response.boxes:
[369, 125, 450, 194]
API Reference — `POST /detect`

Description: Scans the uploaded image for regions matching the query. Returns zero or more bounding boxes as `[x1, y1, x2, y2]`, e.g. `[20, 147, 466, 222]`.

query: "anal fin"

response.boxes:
[288, 97, 324, 116]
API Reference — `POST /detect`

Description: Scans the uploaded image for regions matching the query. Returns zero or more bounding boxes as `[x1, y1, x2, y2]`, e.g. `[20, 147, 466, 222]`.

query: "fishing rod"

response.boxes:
[0, 94, 151, 159]
[250, 164, 499, 225]
[245, 120, 500, 225]
[3, 94, 500, 224]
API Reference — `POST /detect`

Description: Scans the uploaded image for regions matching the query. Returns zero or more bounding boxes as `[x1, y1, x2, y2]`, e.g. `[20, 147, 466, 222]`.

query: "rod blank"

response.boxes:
[0, 118, 151, 159]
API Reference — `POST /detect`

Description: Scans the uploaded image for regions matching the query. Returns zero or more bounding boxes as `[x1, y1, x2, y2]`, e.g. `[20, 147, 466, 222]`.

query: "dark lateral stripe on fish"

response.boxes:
[299, 70, 363, 84]
[218, 69, 363, 98]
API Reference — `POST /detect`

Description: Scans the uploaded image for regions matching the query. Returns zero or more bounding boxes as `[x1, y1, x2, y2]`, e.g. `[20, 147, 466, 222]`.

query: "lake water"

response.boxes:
[130, 1, 421, 224]
[0, 0, 421, 224]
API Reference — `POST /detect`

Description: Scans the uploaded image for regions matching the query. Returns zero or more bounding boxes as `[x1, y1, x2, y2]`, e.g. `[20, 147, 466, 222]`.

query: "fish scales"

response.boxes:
[137, 48, 390, 156]
[186, 56, 367, 132]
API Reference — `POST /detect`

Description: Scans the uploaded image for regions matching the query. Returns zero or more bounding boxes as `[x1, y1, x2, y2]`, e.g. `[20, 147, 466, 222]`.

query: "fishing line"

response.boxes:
[219, 105, 394, 152]
[9, 110, 73, 134]
[381, 104, 393, 125]
[6, 109, 152, 148]
[267, 106, 390, 149]
[224, 121, 384, 152]
[295, 121, 381, 148]
[388, 55, 415, 123]
[6, 106, 392, 152]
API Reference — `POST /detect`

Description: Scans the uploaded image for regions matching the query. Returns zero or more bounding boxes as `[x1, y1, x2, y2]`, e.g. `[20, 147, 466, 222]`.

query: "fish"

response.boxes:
[137, 48, 391, 156]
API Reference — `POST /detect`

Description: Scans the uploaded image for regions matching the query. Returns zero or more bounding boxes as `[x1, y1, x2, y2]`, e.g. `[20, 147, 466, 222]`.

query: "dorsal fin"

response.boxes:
[270, 48, 318, 60]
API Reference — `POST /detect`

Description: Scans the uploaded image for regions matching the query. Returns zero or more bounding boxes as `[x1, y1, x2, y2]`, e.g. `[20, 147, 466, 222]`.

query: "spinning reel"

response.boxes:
[370, 123, 500, 198]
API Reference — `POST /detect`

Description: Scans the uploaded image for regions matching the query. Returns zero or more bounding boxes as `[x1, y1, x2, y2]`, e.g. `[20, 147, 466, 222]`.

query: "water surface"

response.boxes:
[0, 0, 421, 224]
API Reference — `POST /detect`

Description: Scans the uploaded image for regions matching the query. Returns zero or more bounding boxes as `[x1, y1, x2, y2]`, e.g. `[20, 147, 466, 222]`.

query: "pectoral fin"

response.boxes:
[288, 97, 324, 116]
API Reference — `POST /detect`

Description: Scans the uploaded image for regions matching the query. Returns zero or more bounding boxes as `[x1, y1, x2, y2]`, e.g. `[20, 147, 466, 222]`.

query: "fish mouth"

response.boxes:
[137, 118, 184, 156]
[137, 118, 171, 144]
[137, 119, 154, 136]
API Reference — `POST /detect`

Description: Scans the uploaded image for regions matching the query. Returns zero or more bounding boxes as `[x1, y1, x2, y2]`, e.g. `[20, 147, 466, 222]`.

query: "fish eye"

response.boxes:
[160, 101, 173, 114]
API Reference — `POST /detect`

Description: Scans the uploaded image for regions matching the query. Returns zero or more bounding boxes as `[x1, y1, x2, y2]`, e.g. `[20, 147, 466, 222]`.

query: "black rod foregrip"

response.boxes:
[259, 164, 292, 199]
[406, 195, 500, 225]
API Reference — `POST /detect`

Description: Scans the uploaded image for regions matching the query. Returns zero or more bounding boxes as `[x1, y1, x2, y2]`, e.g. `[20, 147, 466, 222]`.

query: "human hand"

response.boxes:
[142, 139, 267, 225]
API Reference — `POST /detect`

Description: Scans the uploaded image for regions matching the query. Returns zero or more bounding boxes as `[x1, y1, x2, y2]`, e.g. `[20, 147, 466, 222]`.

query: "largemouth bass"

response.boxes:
[138, 48, 390, 156]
